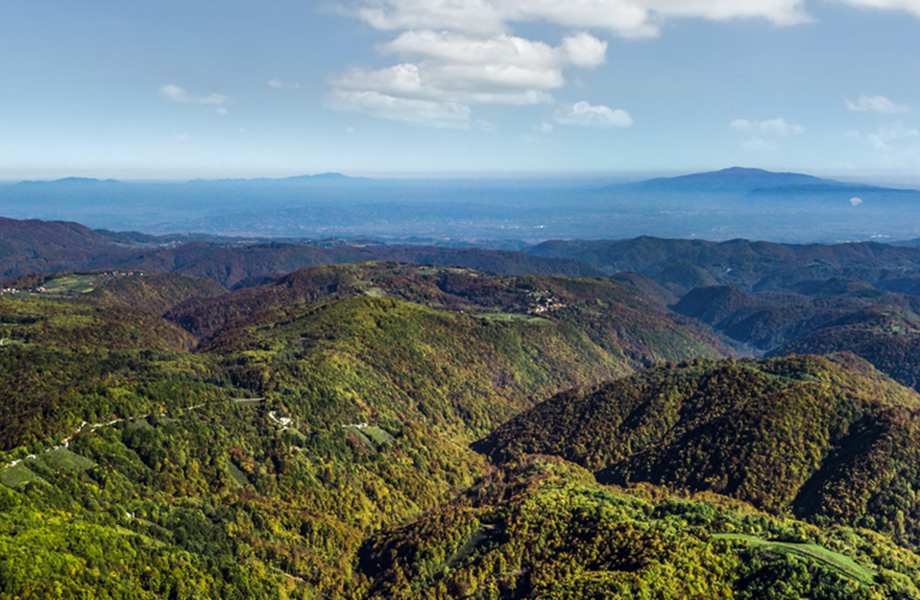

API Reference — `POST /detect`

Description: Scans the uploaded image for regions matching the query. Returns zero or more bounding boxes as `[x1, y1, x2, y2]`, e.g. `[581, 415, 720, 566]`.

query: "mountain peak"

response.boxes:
[626, 167, 827, 194]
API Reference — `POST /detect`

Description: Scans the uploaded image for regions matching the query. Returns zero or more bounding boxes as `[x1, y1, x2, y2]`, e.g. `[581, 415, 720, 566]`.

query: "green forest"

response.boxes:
[3, 262, 920, 599]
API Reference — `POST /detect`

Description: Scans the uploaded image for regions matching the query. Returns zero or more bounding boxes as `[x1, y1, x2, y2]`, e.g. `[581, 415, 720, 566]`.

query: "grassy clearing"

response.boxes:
[35, 274, 102, 295]
[478, 312, 531, 322]
[713, 534, 875, 584]
[35, 448, 95, 472]
[127, 418, 154, 431]
[233, 398, 265, 406]
[343, 427, 377, 451]
[361, 426, 396, 445]
[227, 461, 251, 487]
[0, 463, 47, 488]
[283, 427, 308, 446]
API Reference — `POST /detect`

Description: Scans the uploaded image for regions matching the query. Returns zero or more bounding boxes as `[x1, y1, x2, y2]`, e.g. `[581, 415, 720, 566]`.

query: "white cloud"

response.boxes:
[268, 78, 301, 90]
[335, 1, 819, 127]
[846, 123, 919, 148]
[850, 196, 864, 206]
[382, 31, 606, 68]
[846, 95, 908, 114]
[160, 84, 229, 106]
[731, 117, 802, 150]
[867, 124, 920, 148]
[534, 121, 554, 134]
[331, 30, 609, 125]
[554, 101, 633, 128]
[833, 0, 920, 17]
[329, 90, 472, 128]
[730, 117, 804, 136]
[741, 136, 776, 151]
[216, 107, 229, 117]
[331, 63, 555, 105]
[351, 0, 811, 39]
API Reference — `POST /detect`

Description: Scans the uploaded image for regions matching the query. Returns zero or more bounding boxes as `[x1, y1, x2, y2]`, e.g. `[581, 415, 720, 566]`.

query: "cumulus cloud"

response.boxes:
[333, 0, 920, 128]
[329, 90, 472, 128]
[351, 0, 811, 39]
[334, 0, 814, 127]
[730, 117, 804, 136]
[160, 84, 229, 106]
[333, 63, 557, 104]
[833, 0, 920, 17]
[554, 101, 633, 128]
[268, 78, 301, 90]
[382, 31, 606, 68]
[330, 29, 610, 124]
[846, 95, 908, 114]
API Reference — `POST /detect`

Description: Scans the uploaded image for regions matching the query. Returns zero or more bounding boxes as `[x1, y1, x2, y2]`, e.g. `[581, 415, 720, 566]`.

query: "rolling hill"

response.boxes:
[475, 355, 920, 545]
[3, 254, 920, 598]
[0, 217, 601, 287]
[527, 236, 920, 295]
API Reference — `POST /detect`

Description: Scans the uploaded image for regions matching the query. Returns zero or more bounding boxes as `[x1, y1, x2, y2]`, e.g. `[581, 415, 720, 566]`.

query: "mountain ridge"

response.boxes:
[614, 166, 918, 196]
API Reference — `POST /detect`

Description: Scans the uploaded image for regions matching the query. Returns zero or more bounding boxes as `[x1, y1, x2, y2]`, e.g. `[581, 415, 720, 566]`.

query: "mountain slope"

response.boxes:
[671, 281, 920, 352]
[4, 263, 920, 598]
[0, 217, 601, 286]
[476, 355, 920, 544]
[164, 261, 720, 344]
[359, 458, 920, 600]
[623, 167, 829, 194]
[203, 288, 726, 440]
[528, 236, 920, 295]
[770, 307, 920, 391]
[4, 271, 227, 314]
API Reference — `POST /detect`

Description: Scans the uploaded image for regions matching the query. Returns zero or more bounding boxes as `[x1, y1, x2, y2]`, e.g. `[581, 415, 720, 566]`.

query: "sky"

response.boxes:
[1, 0, 920, 181]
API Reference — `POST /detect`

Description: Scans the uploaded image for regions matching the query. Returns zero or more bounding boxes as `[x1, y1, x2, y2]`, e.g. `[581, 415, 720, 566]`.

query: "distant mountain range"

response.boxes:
[614, 166, 919, 197]
[3, 167, 920, 242]
[0, 217, 601, 287]
[14, 167, 914, 195]
[15, 172, 360, 186]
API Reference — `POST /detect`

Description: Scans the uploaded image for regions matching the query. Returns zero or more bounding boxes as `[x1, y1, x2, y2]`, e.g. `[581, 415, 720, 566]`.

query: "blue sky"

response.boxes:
[2, 0, 919, 180]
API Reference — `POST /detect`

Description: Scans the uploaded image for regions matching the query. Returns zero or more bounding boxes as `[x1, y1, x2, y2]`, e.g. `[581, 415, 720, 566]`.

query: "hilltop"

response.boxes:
[528, 236, 920, 295]
[0, 217, 600, 286]
[476, 355, 920, 544]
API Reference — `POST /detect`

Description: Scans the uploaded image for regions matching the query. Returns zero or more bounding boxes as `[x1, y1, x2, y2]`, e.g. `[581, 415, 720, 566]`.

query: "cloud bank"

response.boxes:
[349, 0, 812, 39]
[836, 0, 920, 17]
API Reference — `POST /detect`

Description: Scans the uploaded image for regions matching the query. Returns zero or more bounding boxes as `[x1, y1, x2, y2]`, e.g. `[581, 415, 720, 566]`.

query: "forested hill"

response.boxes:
[164, 261, 724, 345]
[3, 260, 920, 597]
[528, 236, 920, 295]
[0, 217, 601, 286]
[476, 354, 920, 544]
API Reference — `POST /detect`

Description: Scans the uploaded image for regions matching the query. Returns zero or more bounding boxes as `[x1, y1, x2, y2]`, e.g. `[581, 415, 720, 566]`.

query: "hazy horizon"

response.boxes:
[4, 168, 920, 191]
